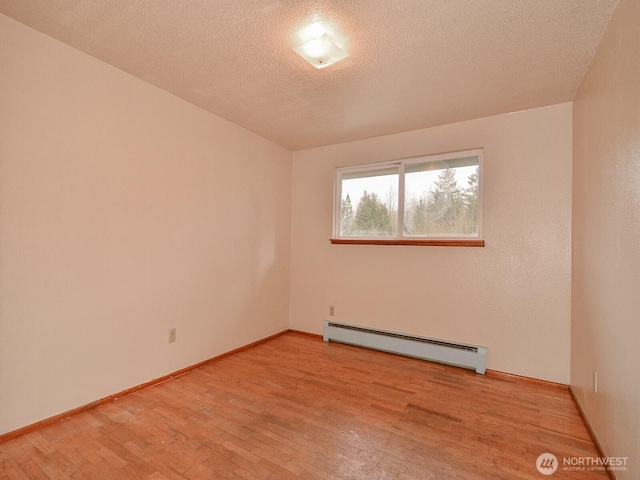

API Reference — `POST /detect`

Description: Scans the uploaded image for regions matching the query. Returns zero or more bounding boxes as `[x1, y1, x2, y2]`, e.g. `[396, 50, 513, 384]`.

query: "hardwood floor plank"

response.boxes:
[0, 459, 30, 480]
[0, 333, 608, 479]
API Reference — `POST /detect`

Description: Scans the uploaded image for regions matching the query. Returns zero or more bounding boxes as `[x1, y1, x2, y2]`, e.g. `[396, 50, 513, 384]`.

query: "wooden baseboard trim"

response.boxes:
[568, 387, 617, 480]
[288, 329, 324, 340]
[0, 329, 290, 444]
[485, 369, 569, 390]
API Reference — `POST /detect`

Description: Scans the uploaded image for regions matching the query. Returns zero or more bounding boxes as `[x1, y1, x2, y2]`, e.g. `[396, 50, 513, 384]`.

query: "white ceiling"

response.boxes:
[0, 0, 619, 151]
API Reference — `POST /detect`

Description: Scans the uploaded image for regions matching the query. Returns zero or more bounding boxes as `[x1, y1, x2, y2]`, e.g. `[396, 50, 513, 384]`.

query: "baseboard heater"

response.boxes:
[323, 321, 487, 374]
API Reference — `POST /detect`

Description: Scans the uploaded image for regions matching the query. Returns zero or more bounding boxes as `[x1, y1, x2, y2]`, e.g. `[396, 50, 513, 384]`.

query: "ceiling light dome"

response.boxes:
[293, 25, 349, 69]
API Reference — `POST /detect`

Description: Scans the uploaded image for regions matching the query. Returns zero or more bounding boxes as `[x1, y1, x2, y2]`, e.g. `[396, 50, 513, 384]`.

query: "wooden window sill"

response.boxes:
[329, 238, 485, 247]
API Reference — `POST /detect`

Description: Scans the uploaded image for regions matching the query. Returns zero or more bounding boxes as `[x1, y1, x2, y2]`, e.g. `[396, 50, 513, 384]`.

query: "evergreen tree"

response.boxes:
[341, 194, 355, 235]
[462, 167, 479, 234]
[425, 168, 463, 232]
[411, 196, 430, 235]
[355, 191, 393, 235]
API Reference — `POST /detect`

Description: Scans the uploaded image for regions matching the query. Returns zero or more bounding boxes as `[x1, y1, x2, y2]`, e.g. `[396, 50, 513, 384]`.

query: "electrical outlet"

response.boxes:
[169, 328, 177, 343]
[329, 306, 335, 317]
[593, 371, 598, 393]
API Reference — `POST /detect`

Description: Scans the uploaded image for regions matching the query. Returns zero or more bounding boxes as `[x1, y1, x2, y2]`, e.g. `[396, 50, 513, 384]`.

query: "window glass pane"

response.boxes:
[403, 158, 479, 237]
[340, 168, 398, 237]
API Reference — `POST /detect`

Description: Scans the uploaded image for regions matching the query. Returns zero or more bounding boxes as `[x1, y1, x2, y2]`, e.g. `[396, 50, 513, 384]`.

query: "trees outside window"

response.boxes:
[335, 150, 482, 240]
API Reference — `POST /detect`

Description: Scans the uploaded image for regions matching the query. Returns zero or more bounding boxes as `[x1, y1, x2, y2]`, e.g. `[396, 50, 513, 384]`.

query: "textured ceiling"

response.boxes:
[0, 0, 619, 150]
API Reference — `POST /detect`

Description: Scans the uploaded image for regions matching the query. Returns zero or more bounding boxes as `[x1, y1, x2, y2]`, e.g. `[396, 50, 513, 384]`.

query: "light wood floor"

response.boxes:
[0, 333, 606, 479]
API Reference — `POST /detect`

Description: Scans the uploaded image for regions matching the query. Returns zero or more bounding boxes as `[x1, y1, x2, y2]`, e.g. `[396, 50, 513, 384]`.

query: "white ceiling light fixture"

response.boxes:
[293, 26, 349, 69]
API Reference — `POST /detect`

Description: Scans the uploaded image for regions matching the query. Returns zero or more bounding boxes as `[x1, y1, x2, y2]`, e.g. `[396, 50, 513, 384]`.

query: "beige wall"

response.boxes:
[0, 14, 292, 435]
[572, 0, 639, 470]
[290, 103, 573, 384]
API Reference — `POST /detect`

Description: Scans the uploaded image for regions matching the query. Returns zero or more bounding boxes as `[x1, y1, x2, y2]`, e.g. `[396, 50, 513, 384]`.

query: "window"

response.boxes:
[333, 149, 483, 246]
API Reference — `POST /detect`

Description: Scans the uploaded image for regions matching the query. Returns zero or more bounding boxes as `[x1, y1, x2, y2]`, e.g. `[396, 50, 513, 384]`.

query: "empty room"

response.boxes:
[0, 0, 638, 479]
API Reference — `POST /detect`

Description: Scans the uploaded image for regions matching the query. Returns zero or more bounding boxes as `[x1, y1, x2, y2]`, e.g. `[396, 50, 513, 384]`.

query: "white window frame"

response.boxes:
[332, 148, 483, 246]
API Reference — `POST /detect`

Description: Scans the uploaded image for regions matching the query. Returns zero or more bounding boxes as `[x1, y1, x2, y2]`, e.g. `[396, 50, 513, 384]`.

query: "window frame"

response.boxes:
[332, 148, 484, 247]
